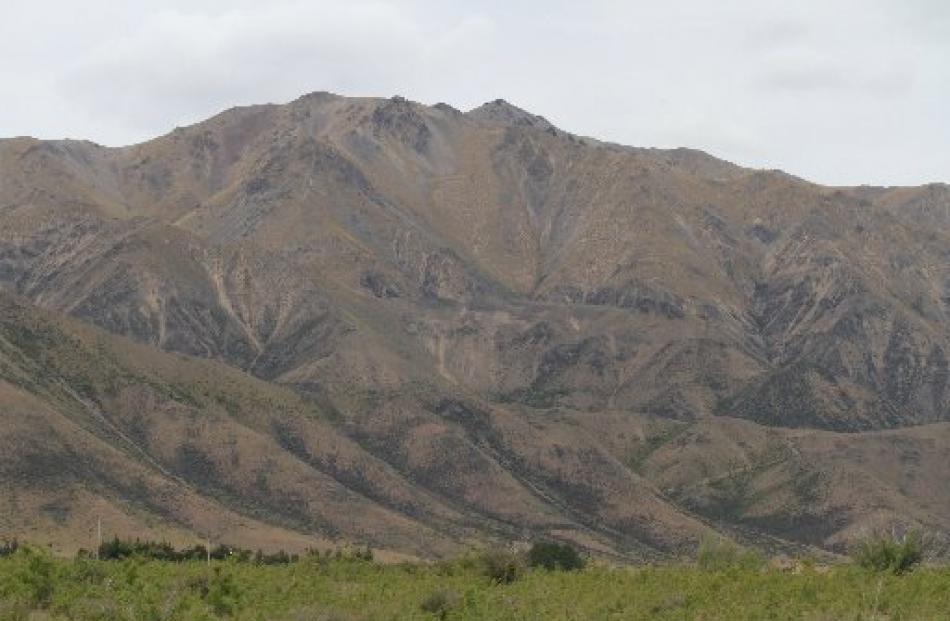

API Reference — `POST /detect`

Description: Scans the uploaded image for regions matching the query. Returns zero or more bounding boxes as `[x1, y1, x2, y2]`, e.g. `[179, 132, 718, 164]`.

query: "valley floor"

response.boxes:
[2, 551, 950, 620]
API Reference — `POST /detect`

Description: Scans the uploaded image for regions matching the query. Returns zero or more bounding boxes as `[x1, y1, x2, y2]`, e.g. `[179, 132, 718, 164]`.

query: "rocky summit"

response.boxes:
[0, 93, 948, 559]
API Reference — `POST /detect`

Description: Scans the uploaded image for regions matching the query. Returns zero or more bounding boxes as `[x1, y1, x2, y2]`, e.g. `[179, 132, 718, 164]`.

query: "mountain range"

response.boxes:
[1, 92, 948, 559]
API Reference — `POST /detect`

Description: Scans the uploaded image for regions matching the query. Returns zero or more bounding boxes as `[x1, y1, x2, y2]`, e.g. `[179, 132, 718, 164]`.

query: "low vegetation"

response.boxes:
[419, 587, 461, 619]
[695, 533, 765, 571]
[1, 537, 949, 620]
[851, 529, 926, 575]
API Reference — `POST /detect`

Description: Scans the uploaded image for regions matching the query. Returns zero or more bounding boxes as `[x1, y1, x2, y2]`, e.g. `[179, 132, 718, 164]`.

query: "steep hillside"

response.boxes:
[0, 292, 462, 556]
[1, 93, 948, 557]
[0, 293, 722, 558]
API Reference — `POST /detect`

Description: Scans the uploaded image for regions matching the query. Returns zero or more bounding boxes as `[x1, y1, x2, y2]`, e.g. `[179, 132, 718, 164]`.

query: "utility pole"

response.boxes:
[96, 517, 102, 560]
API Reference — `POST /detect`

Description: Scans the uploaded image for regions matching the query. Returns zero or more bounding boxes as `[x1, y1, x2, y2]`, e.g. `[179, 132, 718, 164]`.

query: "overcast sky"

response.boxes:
[1, 0, 947, 186]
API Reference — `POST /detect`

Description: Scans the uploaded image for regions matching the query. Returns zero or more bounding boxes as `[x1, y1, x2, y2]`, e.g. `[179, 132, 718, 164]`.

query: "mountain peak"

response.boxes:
[293, 90, 343, 104]
[466, 98, 555, 130]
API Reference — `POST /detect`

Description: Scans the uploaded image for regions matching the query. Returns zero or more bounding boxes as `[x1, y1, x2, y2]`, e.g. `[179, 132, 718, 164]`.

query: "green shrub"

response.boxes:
[207, 566, 241, 616]
[420, 588, 460, 619]
[13, 547, 56, 607]
[480, 548, 524, 584]
[527, 542, 585, 571]
[852, 530, 924, 574]
[696, 533, 764, 571]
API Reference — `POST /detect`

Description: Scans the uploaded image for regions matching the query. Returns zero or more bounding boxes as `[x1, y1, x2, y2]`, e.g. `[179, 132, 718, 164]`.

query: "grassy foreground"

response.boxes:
[2, 549, 950, 620]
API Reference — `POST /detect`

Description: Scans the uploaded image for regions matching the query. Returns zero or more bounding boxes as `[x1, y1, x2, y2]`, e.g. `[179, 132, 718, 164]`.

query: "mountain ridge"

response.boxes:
[1, 93, 948, 558]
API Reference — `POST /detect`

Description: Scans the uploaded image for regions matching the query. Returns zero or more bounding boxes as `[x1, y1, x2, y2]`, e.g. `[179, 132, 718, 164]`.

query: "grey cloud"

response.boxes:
[753, 64, 915, 95]
[0, 0, 947, 186]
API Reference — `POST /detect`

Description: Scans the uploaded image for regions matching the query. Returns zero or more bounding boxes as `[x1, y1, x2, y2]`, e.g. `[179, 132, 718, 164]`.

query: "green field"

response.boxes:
[2, 547, 950, 620]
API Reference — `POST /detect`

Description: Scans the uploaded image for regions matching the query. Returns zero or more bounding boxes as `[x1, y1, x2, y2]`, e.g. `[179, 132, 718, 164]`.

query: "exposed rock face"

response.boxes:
[0, 93, 948, 558]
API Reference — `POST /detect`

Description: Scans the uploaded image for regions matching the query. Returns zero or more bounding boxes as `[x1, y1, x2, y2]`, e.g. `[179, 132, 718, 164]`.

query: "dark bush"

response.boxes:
[480, 548, 524, 584]
[179, 544, 210, 562]
[0, 539, 18, 558]
[210, 544, 251, 562]
[98, 537, 183, 561]
[852, 530, 925, 574]
[97, 537, 132, 560]
[527, 542, 585, 571]
[90, 537, 300, 564]
[254, 549, 297, 565]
